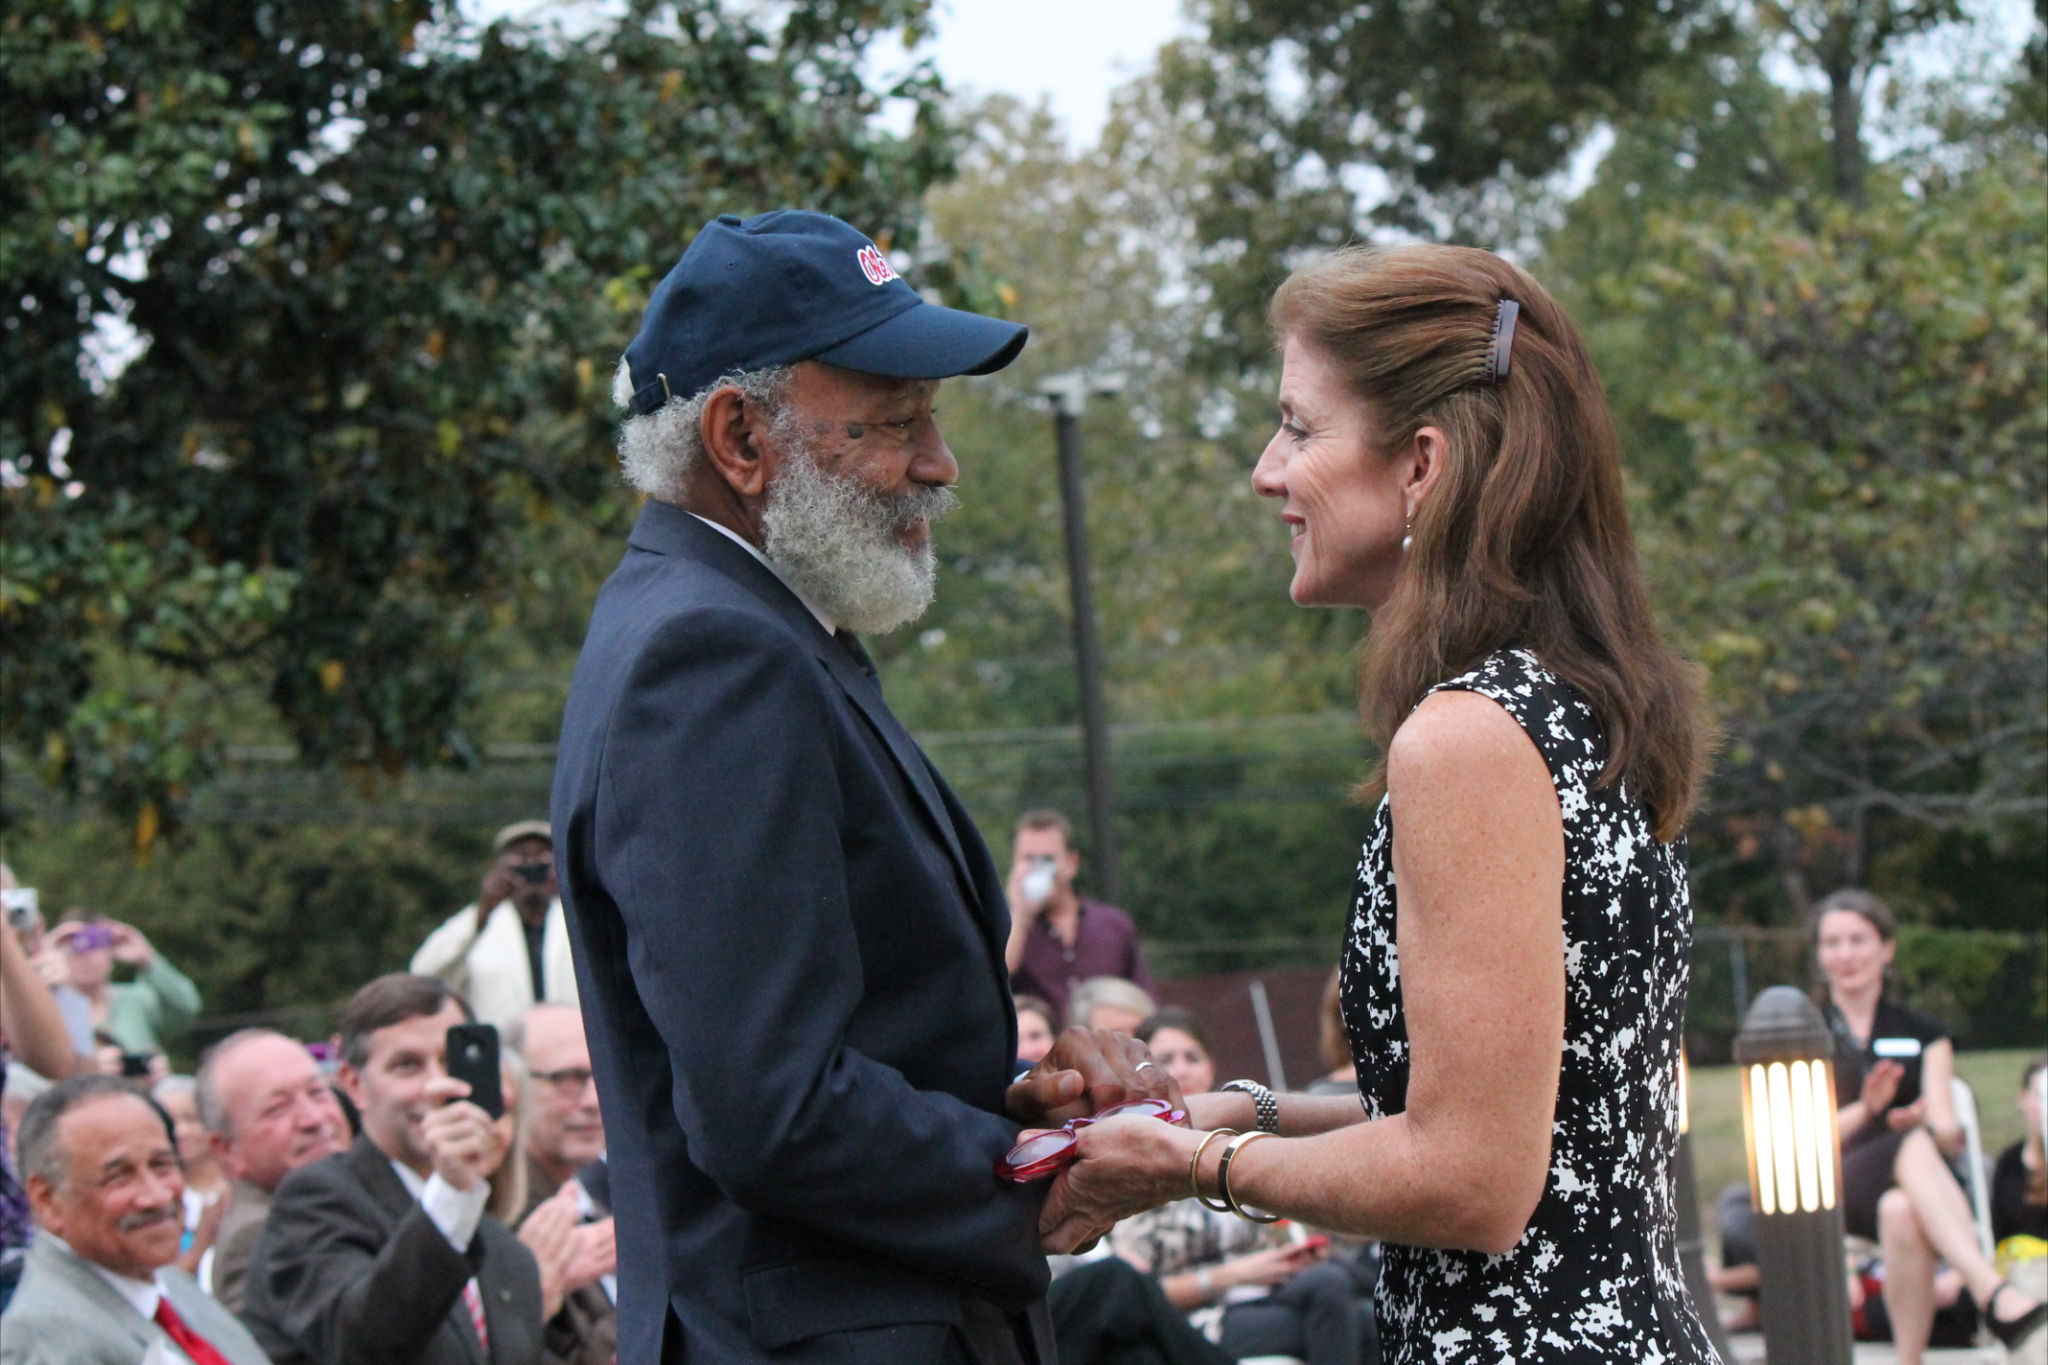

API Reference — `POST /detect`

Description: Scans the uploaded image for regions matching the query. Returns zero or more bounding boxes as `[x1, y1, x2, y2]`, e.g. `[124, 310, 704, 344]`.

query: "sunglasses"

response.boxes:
[995, 1097, 1186, 1184]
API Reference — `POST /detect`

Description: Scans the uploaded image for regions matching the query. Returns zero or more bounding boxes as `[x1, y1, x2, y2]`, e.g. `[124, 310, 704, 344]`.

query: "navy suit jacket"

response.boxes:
[551, 502, 1051, 1363]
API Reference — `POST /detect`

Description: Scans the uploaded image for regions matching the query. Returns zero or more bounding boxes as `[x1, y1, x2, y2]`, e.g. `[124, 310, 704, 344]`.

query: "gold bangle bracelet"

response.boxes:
[1188, 1128, 1239, 1212]
[1217, 1130, 1282, 1223]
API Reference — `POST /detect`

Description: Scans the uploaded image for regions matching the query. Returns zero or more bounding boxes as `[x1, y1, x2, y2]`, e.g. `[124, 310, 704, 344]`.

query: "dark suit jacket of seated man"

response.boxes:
[551, 210, 1170, 1365]
[240, 976, 546, 1365]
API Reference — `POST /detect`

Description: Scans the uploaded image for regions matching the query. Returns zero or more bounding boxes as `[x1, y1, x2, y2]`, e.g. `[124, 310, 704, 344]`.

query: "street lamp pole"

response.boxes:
[1039, 371, 1125, 902]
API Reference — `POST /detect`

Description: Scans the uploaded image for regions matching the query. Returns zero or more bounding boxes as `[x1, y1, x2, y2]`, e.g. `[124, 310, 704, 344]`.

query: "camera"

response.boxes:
[1, 887, 38, 933]
[511, 861, 552, 886]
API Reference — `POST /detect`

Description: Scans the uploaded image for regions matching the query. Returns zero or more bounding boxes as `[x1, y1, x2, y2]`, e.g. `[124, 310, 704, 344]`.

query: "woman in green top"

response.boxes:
[48, 914, 200, 1057]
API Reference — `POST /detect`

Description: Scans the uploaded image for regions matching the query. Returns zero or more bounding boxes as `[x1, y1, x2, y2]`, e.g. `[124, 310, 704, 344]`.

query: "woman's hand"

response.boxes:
[1227, 1240, 1325, 1288]
[1860, 1058, 1904, 1115]
[109, 921, 155, 968]
[1885, 1097, 1926, 1131]
[1036, 1114, 1199, 1254]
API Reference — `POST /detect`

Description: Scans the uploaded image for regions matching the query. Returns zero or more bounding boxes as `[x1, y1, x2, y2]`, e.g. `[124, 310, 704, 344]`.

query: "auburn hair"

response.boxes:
[1270, 244, 1711, 842]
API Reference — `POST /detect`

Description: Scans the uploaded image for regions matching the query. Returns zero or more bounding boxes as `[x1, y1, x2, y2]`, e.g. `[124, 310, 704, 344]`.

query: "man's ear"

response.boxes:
[24, 1172, 63, 1236]
[698, 385, 774, 499]
[337, 1061, 366, 1111]
[209, 1129, 244, 1181]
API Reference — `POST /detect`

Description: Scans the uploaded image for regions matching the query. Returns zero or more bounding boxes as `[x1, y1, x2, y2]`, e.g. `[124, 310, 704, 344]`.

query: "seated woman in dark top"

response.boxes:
[1991, 1055, 2048, 1255]
[1814, 889, 2044, 1360]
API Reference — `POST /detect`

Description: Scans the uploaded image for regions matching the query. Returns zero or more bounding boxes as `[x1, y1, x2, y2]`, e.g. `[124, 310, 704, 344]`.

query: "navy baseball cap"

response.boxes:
[621, 210, 1029, 416]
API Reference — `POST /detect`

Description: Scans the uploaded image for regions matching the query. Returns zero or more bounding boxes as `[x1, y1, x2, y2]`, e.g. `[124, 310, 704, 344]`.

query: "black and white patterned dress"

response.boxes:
[1340, 650, 1720, 1363]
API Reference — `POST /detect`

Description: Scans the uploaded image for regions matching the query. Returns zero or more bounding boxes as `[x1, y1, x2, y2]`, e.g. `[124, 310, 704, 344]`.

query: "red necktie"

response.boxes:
[154, 1296, 233, 1365]
[463, 1278, 491, 1354]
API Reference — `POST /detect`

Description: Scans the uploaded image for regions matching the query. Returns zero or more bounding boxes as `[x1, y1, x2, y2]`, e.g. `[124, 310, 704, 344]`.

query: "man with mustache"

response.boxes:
[552, 209, 1171, 1365]
[2, 1074, 271, 1364]
[192, 1029, 351, 1312]
[239, 973, 546, 1365]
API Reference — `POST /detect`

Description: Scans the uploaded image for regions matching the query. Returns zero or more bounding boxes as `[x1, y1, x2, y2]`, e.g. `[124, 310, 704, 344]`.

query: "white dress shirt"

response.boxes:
[388, 1158, 491, 1253]
[688, 512, 836, 634]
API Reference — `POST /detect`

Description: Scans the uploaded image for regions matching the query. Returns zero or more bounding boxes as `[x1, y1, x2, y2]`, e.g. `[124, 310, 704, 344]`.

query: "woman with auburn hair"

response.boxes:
[1028, 245, 1719, 1361]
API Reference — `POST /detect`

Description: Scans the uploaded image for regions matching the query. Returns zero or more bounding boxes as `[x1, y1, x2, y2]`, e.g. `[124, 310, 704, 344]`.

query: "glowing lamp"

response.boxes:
[1734, 986, 1853, 1365]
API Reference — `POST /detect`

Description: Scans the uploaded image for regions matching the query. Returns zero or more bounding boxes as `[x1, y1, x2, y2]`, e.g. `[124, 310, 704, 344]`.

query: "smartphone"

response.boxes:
[1, 887, 38, 931]
[119, 1052, 154, 1079]
[445, 1023, 504, 1119]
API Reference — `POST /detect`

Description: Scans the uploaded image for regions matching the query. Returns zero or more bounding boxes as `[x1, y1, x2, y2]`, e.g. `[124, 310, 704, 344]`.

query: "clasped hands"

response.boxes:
[1001, 1026, 1214, 1255]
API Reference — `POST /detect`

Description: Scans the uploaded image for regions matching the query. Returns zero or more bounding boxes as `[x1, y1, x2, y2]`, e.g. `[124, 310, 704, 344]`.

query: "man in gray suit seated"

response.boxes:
[0, 1073, 271, 1364]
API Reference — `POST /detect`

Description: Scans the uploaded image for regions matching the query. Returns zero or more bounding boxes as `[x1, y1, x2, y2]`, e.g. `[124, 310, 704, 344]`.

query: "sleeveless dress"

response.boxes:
[1339, 650, 1720, 1363]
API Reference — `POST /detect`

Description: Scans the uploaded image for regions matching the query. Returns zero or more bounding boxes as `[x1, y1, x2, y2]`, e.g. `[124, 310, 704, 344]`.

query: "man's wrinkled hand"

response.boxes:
[1005, 1026, 1182, 1128]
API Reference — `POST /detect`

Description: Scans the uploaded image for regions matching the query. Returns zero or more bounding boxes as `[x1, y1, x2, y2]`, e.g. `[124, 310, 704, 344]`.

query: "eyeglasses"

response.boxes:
[995, 1097, 1186, 1184]
[531, 1066, 596, 1097]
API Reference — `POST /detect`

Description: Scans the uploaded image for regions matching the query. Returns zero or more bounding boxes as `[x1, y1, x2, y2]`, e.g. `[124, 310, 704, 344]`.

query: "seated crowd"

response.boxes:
[3, 825, 2038, 1365]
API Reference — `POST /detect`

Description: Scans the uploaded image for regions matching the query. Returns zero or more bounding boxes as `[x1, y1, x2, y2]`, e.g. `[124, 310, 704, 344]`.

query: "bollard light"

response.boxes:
[1735, 986, 1853, 1365]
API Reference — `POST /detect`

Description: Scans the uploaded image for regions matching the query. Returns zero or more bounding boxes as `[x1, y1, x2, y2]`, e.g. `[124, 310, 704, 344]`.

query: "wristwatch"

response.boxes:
[1219, 1079, 1279, 1134]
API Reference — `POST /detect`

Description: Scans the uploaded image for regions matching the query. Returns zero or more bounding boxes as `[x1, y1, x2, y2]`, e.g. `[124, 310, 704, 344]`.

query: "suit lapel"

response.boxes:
[818, 641, 982, 906]
[641, 503, 997, 936]
[29, 1236, 157, 1353]
[348, 1138, 490, 1365]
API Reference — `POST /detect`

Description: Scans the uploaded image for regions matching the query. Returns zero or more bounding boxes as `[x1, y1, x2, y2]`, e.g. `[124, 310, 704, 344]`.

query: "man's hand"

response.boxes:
[421, 1077, 502, 1192]
[1003, 861, 1046, 926]
[477, 863, 516, 933]
[565, 1214, 617, 1293]
[518, 1190, 577, 1321]
[1005, 1026, 1181, 1129]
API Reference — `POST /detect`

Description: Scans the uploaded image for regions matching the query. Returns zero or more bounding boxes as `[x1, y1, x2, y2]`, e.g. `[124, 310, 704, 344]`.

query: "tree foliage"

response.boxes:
[1629, 150, 2046, 911]
[1, 0, 954, 841]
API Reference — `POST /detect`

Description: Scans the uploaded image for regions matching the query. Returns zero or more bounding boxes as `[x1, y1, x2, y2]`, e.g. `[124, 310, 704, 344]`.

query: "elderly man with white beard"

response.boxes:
[551, 210, 1176, 1365]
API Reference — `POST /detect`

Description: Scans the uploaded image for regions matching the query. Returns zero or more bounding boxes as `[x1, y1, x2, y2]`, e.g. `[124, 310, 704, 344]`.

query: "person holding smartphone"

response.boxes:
[240, 973, 548, 1365]
[1003, 809, 1154, 1025]
[411, 821, 579, 1030]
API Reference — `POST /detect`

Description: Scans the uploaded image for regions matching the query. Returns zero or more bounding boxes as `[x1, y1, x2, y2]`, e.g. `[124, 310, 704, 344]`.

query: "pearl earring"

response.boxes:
[1401, 514, 1414, 554]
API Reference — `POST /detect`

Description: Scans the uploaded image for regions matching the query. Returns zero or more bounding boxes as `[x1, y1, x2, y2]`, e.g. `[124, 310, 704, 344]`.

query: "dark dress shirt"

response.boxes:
[1010, 898, 1153, 1023]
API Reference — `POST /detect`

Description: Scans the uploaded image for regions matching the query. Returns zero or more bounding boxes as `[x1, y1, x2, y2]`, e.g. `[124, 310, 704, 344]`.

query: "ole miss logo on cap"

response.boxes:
[857, 244, 899, 286]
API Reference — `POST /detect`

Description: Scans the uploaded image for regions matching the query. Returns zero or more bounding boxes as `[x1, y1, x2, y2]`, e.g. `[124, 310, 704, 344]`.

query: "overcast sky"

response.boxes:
[918, 0, 1189, 147]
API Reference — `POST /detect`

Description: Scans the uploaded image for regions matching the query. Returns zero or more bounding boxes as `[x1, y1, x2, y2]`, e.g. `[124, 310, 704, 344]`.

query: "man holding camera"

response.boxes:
[412, 821, 579, 1029]
[1003, 810, 1153, 1026]
[240, 973, 547, 1365]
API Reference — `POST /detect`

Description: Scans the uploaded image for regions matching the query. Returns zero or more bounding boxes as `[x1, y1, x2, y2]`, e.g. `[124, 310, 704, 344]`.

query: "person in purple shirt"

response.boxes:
[1003, 809, 1153, 1023]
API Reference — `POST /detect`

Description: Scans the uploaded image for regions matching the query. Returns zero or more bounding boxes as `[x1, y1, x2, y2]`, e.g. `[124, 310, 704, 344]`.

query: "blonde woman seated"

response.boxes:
[1067, 976, 1156, 1035]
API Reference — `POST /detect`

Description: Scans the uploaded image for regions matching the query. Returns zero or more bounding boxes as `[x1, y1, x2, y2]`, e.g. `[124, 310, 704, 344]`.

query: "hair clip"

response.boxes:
[1487, 300, 1520, 384]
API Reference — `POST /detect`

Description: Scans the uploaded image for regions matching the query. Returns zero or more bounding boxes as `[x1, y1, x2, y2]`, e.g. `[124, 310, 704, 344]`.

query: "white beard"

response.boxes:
[761, 435, 957, 637]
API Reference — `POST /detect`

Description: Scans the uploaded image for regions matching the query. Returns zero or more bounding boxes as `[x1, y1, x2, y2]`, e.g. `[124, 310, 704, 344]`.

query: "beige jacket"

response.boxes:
[409, 898, 578, 1029]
